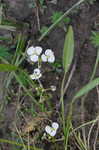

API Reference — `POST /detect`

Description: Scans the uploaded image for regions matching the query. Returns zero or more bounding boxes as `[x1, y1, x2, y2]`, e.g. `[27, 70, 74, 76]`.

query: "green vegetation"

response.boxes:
[51, 11, 71, 25]
[0, 46, 11, 60]
[91, 31, 99, 47]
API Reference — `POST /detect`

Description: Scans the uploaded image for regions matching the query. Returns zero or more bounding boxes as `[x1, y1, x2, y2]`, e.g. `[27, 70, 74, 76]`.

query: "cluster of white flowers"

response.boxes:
[45, 122, 59, 137]
[27, 46, 55, 63]
[27, 46, 55, 80]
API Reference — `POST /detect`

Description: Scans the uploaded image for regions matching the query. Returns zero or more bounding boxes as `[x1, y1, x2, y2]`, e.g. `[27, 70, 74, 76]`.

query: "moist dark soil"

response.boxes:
[0, 0, 99, 150]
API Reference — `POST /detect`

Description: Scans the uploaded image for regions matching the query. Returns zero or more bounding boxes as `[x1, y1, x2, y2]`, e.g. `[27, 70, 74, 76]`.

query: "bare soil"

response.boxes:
[0, 0, 99, 149]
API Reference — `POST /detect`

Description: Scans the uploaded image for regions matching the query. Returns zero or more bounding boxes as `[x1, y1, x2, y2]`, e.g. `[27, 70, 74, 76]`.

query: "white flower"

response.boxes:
[45, 122, 59, 137]
[45, 125, 56, 137]
[45, 49, 53, 55]
[50, 85, 56, 91]
[30, 55, 38, 62]
[41, 49, 55, 63]
[52, 122, 59, 130]
[30, 68, 42, 80]
[27, 46, 35, 55]
[41, 54, 47, 62]
[27, 46, 42, 62]
[35, 46, 42, 55]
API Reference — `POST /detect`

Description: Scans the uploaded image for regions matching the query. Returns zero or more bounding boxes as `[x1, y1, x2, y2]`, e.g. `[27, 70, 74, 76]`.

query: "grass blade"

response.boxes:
[0, 25, 16, 31]
[0, 45, 11, 60]
[0, 64, 18, 72]
[74, 78, 99, 100]
[63, 25, 74, 73]
[0, 138, 42, 150]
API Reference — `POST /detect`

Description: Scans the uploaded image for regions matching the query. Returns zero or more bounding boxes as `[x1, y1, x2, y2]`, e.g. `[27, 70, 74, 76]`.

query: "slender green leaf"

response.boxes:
[0, 46, 11, 59]
[63, 25, 74, 73]
[0, 4, 3, 24]
[12, 33, 26, 65]
[0, 25, 16, 31]
[0, 64, 18, 72]
[74, 78, 99, 99]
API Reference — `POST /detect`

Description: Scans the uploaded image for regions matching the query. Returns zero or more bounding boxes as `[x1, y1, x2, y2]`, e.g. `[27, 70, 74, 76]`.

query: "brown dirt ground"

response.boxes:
[0, 0, 99, 149]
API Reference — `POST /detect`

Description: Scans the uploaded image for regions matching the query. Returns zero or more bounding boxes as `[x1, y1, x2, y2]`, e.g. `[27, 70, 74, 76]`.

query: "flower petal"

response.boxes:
[50, 85, 56, 91]
[27, 46, 35, 55]
[34, 68, 41, 75]
[30, 73, 42, 80]
[35, 73, 42, 79]
[30, 55, 38, 62]
[48, 55, 55, 63]
[30, 74, 36, 80]
[35, 46, 42, 55]
[45, 125, 57, 137]
[45, 125, 52, 134]
[41, 54, 47, 62]
[45, 49, 53, 56]
[50, 130, 56, 137]
[52, 122, 59, 130]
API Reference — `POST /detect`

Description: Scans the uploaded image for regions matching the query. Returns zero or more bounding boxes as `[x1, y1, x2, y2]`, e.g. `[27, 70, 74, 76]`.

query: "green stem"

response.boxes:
[38, 0, 85, 41]
[60, 72, 66, 134]
[90, 49, 99, 81]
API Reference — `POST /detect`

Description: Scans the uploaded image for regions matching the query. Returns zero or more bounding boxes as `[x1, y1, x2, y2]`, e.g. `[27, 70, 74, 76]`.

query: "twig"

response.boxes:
[63, 60, 76, 95]
[35, 0, 40, 31]
[87, 118, 96, 149]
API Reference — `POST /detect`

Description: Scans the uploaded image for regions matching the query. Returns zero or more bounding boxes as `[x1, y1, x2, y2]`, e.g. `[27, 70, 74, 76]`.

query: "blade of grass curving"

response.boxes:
[73, 132, 88, 150]
[71, 115, 99, 134]
[63, 25, 74, 73]
[38, 0, 85, 41]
